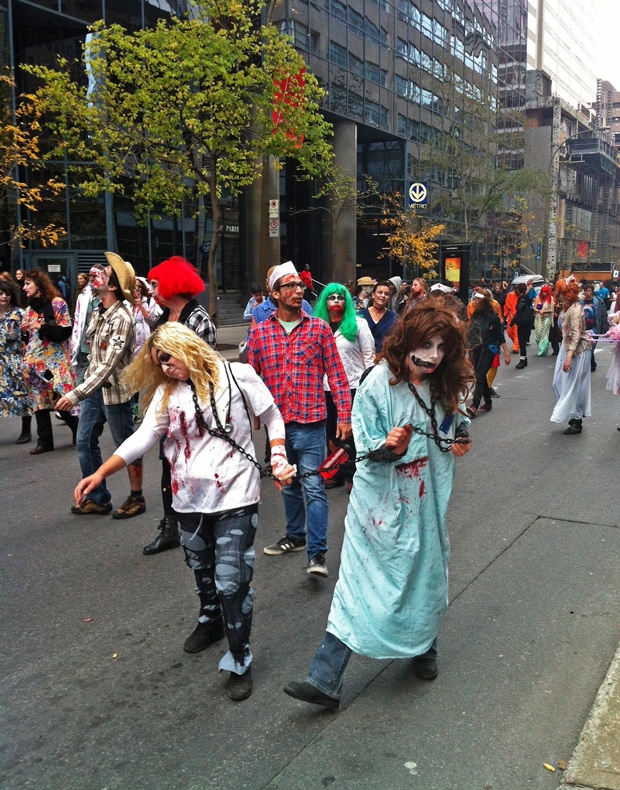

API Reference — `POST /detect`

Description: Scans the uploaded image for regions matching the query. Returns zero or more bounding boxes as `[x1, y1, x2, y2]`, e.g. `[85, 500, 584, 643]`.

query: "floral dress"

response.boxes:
[0, 307, 32, 418]
[22, 297, 77, 412]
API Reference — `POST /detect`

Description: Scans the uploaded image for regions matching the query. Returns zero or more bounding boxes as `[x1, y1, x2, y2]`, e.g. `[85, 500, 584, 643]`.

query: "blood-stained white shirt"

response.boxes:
[115, 361, 284, 513]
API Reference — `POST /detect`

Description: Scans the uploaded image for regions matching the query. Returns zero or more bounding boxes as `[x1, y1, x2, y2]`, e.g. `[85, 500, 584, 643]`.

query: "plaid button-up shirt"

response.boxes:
[154, 299, 216, 349]
[66, 300, 136, 406]
[248, 311, 351, 424]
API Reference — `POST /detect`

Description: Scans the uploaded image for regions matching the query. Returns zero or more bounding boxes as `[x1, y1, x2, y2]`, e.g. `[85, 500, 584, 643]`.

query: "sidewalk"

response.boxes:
[215, 323, 247, 361]
[560, 640, 620, 789]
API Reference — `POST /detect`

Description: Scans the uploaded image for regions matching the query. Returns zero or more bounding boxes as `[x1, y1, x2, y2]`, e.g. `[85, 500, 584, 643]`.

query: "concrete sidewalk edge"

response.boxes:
[560, 639, 620, 790]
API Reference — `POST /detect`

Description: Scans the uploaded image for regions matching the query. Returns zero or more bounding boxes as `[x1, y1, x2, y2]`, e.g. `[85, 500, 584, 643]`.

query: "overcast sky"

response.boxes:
[593, 0, 620, 88]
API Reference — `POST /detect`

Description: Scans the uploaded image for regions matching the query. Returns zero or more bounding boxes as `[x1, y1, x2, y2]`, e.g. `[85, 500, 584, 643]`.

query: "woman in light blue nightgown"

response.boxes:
[284, 303, 474, 708]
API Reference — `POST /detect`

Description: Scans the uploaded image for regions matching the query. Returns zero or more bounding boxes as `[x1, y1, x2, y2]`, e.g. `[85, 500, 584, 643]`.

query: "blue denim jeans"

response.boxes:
[282, 421, 328, 559]
[76, 390, 136, 506]
[307, 631, 439, 700]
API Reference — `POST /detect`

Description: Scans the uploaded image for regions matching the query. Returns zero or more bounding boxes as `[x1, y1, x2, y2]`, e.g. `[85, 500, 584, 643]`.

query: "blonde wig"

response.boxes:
[124, 323, 221, 414]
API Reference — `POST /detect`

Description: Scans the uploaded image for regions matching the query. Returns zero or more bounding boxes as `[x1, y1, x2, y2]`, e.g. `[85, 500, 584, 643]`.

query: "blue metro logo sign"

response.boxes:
[408, 182, 428, 207]
[409, 181, 428, 208]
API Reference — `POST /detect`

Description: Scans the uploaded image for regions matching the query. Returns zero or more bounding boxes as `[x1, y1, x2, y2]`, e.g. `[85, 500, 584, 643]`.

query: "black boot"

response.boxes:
[564, 418, 582, 435]
[515, 357, 527, 369]
[15, 416, 32, 444]
[183, 618, 225, 653]
[142, 516, 180, 555]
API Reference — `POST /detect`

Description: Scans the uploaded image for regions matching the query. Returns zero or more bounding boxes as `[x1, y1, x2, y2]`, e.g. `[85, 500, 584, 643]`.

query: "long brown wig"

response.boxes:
[379, 302, 473, 414]
[24, 268, 61, 303]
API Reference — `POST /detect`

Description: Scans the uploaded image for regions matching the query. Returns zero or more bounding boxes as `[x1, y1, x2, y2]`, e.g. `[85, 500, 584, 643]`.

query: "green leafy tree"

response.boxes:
[24, 0, 333, 321]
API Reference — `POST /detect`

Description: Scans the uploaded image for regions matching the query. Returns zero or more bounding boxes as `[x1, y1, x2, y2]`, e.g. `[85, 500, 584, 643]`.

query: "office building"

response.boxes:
[525, 0, 598, 112]
[4, 0, 529, 294]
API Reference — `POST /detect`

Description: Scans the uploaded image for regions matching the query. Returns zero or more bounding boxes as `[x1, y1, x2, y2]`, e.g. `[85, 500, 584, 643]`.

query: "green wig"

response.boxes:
[313, 282, 359, 342]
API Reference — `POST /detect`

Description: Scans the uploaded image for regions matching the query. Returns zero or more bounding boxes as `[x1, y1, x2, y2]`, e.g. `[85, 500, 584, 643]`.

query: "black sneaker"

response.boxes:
[228, 667, 253, 701]
[307, 553, 328, 577]
[489, 387, 500, 399]
[263, 534, 307, 555]
[412, 656, 438, 680]
[563, 418, 582, 435]
[183, 619, 225, 653]
[283, 680, 340, 709]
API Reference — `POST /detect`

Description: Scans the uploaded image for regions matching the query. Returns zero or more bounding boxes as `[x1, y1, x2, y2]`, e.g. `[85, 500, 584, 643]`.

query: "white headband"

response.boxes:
[269, 261, 297, 292]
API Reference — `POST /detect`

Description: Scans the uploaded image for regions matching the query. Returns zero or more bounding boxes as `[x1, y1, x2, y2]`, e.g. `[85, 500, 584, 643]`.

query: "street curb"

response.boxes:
[559, 640, 620, 790]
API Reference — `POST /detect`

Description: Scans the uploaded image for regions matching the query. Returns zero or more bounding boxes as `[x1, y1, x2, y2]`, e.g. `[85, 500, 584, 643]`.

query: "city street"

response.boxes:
[3, 340, 620, 790]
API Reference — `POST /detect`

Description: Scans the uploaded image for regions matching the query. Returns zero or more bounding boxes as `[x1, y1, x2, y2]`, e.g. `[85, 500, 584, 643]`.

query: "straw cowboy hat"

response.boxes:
[104, 252, 136, 301]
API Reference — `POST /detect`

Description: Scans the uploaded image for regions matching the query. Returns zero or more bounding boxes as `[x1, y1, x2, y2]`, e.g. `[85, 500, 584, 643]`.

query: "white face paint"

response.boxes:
[326, 293, 345, 315]
[89, 266, 109, 293]
[409, 334, 445, 374]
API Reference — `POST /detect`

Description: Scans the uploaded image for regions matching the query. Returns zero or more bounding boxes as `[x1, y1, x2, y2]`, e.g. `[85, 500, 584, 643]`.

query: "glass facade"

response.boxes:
[1, 0, 219, 285]
[4, 0, 529, 286]
[526, 0, 597, 110]
[273, 0, 529, 277]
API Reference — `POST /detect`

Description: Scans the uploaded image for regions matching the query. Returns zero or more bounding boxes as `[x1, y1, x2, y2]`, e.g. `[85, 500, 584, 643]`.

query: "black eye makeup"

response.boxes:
[156, 350, 172, 366]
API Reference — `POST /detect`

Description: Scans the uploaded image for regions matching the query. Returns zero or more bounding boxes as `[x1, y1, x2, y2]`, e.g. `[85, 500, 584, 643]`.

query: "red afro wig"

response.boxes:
[148, 256, 205, 301]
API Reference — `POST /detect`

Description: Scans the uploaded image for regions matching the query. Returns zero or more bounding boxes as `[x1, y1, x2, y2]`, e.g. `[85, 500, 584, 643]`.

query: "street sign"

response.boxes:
[269, 199, 279, 218]
[408, 182, 428, 207]
[269, 218, 279, 238]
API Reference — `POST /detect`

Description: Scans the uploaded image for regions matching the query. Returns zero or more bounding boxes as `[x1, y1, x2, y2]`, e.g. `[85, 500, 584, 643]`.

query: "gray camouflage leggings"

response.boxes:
[178, 504, 258, 665]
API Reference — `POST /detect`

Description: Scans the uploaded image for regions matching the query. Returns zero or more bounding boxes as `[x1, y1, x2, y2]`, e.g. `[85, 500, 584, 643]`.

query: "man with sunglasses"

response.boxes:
[56, 252, 145, 519]
[247, 261, 352, 577]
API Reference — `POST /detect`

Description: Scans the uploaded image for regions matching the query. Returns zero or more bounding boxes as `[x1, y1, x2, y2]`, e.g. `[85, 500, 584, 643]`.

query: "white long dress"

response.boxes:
[551, 303, 592, 423]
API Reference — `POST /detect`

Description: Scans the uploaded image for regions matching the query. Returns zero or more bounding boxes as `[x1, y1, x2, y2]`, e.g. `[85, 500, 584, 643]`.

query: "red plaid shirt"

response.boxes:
[248, 312, 351, 424]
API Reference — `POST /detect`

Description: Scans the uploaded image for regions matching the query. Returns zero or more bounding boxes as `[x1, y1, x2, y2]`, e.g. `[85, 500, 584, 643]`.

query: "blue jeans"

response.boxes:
[307, 632, 438, 700]
[282, 421, 328, 559]
[76, 390, 136, 506]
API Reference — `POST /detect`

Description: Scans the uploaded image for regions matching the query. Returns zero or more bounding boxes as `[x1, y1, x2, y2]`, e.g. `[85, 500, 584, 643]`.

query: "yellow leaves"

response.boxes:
[1, 69, 67, 247]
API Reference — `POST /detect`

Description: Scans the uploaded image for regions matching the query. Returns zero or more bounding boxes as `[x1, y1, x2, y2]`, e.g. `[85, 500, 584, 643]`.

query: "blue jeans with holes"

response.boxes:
[281, 421, 328, 559]
[76, 390, 136, 506]
[307, 632, 438, 700]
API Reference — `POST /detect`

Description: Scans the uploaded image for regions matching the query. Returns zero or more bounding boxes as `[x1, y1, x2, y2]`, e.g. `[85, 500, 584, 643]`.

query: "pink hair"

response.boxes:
[148, 256, 204, 301]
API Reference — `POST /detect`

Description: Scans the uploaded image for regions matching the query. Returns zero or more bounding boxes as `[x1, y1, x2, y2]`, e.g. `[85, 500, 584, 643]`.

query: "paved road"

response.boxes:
[3, 343, 620, 789]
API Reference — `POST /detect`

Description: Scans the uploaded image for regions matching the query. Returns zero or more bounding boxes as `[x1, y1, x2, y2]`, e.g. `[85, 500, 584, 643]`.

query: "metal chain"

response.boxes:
[406, 382, 468, 453]
[185, 381, 466, 482]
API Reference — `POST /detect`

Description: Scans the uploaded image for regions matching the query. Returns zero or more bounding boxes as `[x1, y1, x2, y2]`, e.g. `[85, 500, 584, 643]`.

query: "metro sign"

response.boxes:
[408, 182, 428, 207]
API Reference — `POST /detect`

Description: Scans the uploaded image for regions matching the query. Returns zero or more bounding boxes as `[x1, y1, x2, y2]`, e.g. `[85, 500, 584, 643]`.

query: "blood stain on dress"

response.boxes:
[395, 456, 429, 480]
[178, 410, 192, 462]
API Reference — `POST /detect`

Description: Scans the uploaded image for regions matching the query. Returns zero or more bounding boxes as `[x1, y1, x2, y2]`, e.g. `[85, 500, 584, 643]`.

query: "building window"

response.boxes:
[329, 40, 348, 68]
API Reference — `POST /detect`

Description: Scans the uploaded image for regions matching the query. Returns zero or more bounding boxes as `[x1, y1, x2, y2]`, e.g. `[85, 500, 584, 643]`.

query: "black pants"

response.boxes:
[325, 389, 356, 483]
[35, 408, 78, 449]
[516, 324, 530, 358]
[178, 504, 258, 666]
[471, 347, 494, 408]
